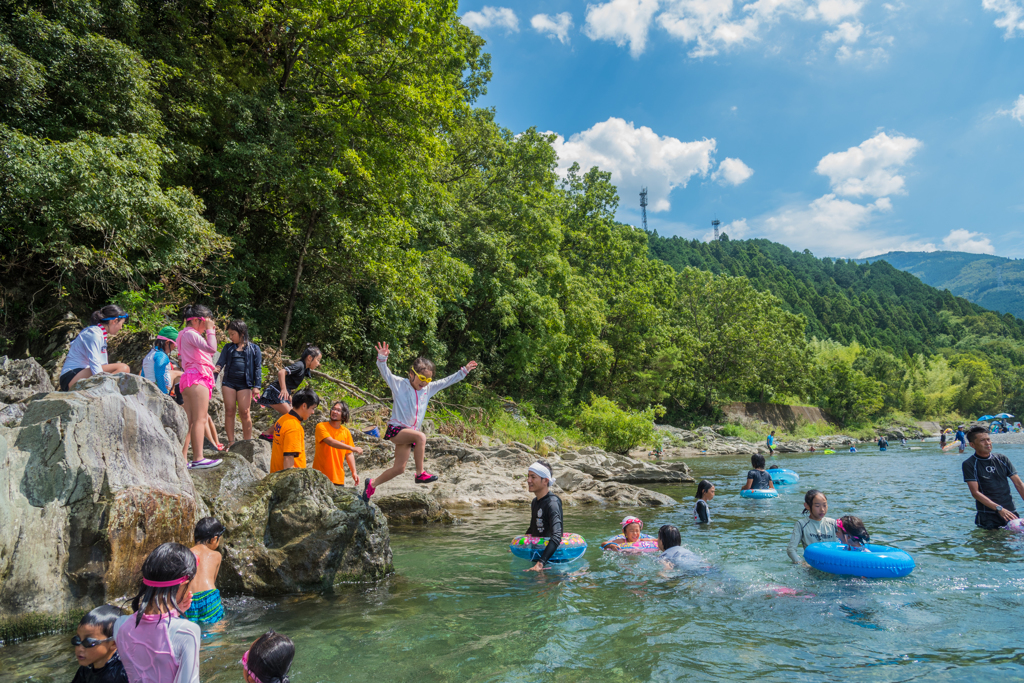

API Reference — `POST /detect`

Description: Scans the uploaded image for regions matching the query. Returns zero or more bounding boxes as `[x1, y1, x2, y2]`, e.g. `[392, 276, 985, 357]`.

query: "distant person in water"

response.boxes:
[877, 436, 888, 451]
[741, 454, 775, 492]
[59, 305, 132, 391]
[940, 431, 947, 448]
[524, 460, 562, 572]
[361, 342, 477, 501]
[963, 427, 1024, 529]
[693, 480, 715, 524]
[766, 430, 775, 456]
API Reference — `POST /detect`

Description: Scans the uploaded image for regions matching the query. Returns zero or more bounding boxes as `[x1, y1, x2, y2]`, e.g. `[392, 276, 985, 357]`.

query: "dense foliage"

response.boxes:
[2, 0, 1020, 432]
[863, 251, 1024, 320]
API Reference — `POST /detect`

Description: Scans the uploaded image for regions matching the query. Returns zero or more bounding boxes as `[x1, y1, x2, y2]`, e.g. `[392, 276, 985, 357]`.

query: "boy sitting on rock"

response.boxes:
[185, 516, 225, 624]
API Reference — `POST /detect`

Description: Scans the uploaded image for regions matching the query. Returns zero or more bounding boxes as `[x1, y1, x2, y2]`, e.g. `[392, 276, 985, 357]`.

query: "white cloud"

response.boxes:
[729, 132, 930, 257]
[823, 20, 863, 43]
[712, 157, 755, 185]
[983, 0, 1024, 39]
[657, 0, 760, 58]
[550, 117, 716, 212]
[815, 132, 922, 198]
[941, 229, 996, 254]
[998, 94, 1024, 123]
[584, 0, 661, 58]
[806, 0, 864, 23]
[532, 12, 574, 43]
[462, 6, 519, 32]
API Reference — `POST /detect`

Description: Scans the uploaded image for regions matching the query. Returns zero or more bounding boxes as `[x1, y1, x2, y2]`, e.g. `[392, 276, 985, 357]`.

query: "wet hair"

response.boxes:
[299, 345, 322, 363]
[89, 305, 127, 326]
[79, 605, 122, 638]
[291, 389, 320, 409]
[194, 516, 225, 543]
[751, 453, 766, 469]
[967, 426, 988, 443]
[839, 515, 870, 543]
[182, 304, 213, 322]
[128, 543, 196, 625]
[411, 357, 435, 376]
[535, 458, 553, 479]
[658, 524, 681, 550]
[695, 480, 714, 499]
[248, 631, 295, 683]
[802, 489, 827, 516]
[330, 401, 350, 423]
[227, 320, 250, 345]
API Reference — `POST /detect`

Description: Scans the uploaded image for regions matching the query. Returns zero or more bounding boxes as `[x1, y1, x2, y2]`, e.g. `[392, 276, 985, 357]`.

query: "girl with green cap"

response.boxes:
[141, 326, 180, 394]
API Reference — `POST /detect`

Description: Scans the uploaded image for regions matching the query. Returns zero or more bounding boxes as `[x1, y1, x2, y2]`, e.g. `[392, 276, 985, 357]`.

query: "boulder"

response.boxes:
[0, 402, 27, 428]
[375, 492, 459, 525]
[190, 463, 393, 593]
[0, 356, 54, 403]
[106, 331, 156, 374]
[0, 374, 201, 625]
[228, 439, 271, 474]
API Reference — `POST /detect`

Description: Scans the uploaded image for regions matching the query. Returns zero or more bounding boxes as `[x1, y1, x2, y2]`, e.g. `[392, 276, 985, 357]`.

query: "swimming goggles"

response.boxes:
[411, 371, 432, 383]
[100, 314, 129, 322]
[242, 650, 264, 683]
[72, 635, 114, 648]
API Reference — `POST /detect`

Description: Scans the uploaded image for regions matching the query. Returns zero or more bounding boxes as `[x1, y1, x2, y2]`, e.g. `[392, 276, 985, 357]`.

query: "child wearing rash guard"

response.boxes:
[361, 342, 477, 501]
[787, 489, 838, 565]
[524, 459, 563, 572]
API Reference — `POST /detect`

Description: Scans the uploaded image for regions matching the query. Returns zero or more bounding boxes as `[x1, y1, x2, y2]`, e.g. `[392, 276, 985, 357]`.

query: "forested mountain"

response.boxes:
[647, 235, 1024, 357]
[860, 251, 1024, 319]
[2, 0, 1021, 426]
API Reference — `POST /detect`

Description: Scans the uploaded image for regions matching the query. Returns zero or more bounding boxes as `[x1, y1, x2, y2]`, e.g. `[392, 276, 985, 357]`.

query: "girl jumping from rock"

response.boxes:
[362, 342, 477, 501]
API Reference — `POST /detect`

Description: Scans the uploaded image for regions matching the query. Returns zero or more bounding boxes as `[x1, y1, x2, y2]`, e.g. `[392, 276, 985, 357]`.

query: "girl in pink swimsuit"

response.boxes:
[178, 304, 221, 469]
[112, 543, 201, 683]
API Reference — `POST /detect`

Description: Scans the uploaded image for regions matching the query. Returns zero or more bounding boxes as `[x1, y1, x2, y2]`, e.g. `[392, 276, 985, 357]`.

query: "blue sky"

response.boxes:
[459, 0, 1024, 258]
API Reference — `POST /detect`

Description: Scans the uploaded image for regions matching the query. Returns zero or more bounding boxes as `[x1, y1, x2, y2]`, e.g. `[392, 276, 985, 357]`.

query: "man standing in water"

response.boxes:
[525, 459, 562, 572]
[963, 427, 1024, 529]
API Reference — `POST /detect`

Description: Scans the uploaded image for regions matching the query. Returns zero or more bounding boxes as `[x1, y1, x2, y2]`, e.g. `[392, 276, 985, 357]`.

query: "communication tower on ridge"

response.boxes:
[712, 218, 721, 241]
[640, 187, 648, 231]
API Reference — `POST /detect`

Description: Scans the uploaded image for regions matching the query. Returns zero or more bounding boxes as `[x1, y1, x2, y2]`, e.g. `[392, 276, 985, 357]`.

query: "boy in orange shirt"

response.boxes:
[314, 401, 362, 486]
[270, 389, 320, 472]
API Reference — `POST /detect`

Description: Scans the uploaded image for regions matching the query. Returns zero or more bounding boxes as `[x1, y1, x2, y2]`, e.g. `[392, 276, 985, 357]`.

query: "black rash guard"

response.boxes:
[526, 492, 563, 565]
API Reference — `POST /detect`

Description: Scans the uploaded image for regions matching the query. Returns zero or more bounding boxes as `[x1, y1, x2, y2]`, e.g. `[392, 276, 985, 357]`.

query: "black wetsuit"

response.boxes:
[526, 492, 563, 565]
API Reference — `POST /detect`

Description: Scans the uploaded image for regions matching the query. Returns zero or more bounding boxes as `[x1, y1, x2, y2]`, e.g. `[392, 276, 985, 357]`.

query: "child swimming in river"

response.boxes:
[836, 515, 871, 551]
[71, 605, 128, 683]
[693, 480, 714, 523]
[787, 489, 838, 565]
[185, 517, 225, 624]
[741, 454, 775, 492]
[243, 631, 295, 683]
[362, 342, 477, 501]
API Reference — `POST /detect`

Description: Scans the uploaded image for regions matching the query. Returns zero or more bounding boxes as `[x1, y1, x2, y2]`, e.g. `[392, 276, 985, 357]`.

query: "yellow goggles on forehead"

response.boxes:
[412, 371, 433, 383]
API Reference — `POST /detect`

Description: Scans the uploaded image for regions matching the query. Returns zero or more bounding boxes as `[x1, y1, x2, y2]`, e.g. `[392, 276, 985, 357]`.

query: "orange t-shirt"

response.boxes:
[314, 422, 354, 485]
[270, 413, 306, 472]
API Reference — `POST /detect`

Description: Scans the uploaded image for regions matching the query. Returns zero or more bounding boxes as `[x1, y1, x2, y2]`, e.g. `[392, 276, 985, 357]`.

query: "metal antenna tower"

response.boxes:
[640, 187, 648, 231]
[712, 218, 721, 241]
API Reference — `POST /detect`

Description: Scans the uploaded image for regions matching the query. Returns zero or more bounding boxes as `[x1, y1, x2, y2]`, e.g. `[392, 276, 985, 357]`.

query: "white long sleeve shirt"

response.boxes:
[61, 325, 108, 375]
[787, 516, 838, 563]
[377, 355, 467, 430]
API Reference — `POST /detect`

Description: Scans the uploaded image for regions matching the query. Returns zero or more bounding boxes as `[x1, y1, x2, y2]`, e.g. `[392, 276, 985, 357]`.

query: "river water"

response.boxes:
[7, 444, 1024, 682]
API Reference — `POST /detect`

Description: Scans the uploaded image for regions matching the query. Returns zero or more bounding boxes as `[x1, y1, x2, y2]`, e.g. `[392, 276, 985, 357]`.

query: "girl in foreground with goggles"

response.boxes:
[59, 305, 132, 391]
[362, 341, 477, 501]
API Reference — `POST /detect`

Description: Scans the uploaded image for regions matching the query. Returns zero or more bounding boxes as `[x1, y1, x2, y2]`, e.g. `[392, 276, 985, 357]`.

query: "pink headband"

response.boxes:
[621, 516, 643, 530]
[243, 650, 264, 683]
[156, 336, 176, 345]
[142, 576, 191, 588]
[836, 519, 845, 532]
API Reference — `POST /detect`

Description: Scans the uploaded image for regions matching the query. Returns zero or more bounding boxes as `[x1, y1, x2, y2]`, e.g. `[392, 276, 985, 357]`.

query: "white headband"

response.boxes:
[528, 462, 552, 481]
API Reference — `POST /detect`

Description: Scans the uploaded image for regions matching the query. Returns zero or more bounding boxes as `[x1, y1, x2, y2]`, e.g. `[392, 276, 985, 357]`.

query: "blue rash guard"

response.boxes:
[141, 346, 173, 394]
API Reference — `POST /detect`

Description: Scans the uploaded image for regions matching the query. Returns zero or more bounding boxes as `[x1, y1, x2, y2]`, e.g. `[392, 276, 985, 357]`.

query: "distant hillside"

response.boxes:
[859, 251, 1024, 319]
[646, 234, 1024, 356]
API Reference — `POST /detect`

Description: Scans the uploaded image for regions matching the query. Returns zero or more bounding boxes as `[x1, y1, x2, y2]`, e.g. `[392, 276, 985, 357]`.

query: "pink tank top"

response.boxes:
[116, 613, 179, 683]
[177, 327, 217, 377]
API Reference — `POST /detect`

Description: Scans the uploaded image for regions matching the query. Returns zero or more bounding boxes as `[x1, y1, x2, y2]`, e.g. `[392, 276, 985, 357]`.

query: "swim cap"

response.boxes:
[621, 516, 643, 530]
[156, 326, 179, 344]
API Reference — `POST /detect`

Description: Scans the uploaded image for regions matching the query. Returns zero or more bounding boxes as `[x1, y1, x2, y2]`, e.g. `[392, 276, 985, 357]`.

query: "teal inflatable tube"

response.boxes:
[803, 542, 914, 578]
[740, 488, 778, 499]
[768, 468, 799, 485]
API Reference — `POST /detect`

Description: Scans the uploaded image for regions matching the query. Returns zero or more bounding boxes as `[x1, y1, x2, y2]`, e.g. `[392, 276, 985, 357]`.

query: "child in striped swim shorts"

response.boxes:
[185, 517, 225, 624]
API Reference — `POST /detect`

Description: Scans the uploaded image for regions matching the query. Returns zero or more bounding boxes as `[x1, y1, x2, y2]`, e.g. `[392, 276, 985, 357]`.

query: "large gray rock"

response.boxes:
[0, 374, 201, 624]
[375, 491, 459, 525]
[228, 439, 271, 474]
[190, 460, 393, 592]
[38, 314, 83, 387]
[0, 356, 54, 403]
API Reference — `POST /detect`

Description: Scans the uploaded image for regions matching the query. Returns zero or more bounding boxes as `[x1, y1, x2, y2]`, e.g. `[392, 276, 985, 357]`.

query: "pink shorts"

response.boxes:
[180, 368, 215, 398]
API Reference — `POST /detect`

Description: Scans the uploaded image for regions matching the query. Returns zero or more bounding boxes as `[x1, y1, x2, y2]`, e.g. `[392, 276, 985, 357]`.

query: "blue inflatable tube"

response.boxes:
[740, 488, 779, 499]
[768, 468, 800, 485]
[510, 533, 587, 563]
[803, 542, 914, 578]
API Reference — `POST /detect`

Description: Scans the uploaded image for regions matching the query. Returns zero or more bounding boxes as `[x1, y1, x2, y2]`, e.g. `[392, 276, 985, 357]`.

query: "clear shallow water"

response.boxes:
[7, 444, 1024, 682]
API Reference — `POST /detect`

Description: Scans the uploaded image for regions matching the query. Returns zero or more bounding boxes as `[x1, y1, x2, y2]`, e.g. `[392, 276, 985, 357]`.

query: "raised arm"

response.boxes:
[427, 360, 478, 396]
[374, 342, 404, 393]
